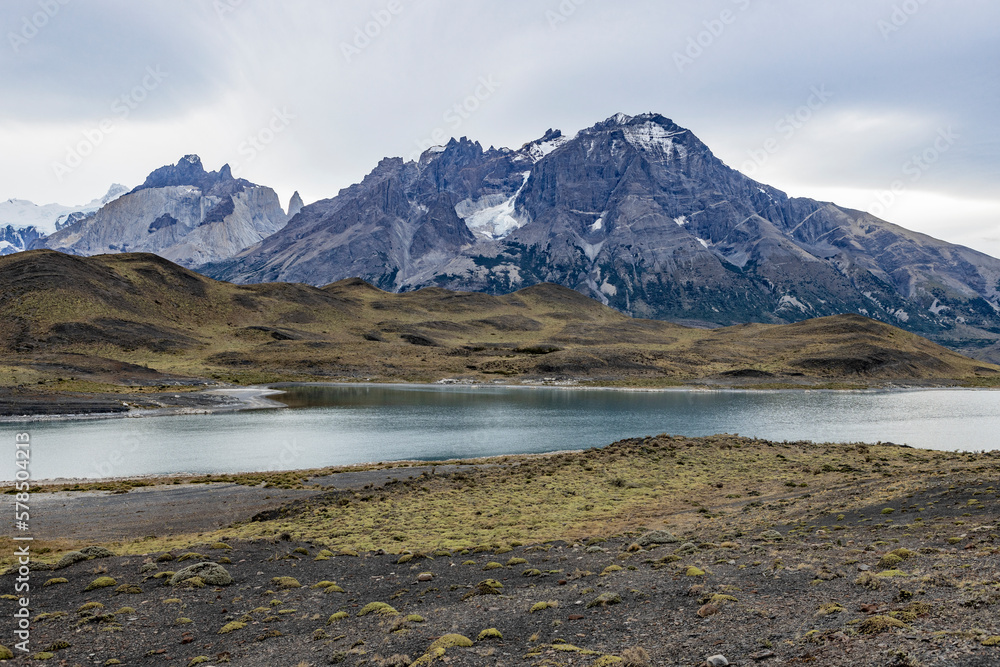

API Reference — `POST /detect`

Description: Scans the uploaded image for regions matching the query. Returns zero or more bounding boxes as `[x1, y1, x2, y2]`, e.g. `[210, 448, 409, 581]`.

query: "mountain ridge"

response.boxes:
[200, 113, 1000, 363]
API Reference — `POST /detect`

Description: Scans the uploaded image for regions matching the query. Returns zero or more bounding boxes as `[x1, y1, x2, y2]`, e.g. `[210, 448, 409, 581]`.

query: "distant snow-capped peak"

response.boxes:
[0, 184, 129, 235]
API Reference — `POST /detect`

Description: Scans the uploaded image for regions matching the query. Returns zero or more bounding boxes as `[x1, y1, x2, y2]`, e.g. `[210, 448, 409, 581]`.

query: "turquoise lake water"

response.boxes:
[7, 384, 999, 481]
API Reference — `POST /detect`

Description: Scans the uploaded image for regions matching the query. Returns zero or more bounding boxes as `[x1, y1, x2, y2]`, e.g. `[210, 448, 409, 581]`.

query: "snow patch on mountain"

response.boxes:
[455, 173, 531, 240]
[778, 295, 811, 313]
[622, 121, 687, 157]
[519, 129, 572, 163]
[581, 240, 604, 262]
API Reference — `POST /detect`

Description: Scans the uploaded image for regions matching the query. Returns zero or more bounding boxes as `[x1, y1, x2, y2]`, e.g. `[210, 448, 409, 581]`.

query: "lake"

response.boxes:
[6, 384, 1000, 481]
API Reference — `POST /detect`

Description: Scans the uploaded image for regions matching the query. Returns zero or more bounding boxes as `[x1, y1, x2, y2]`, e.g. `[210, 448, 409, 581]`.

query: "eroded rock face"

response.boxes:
[42, 156, 288, 267]
[287, 191, 305, 220]
[202, 114, 1000, 359]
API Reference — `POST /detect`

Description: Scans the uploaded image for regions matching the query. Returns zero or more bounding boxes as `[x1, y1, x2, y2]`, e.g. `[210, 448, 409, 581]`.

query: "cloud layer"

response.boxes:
[2, 0, 998, 255]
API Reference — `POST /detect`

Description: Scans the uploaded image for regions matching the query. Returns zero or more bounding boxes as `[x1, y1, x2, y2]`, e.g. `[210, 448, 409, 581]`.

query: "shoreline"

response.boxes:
[2, 378, 994, 424]
[0, 385, 289, 424]
[14, 449, 584, 487]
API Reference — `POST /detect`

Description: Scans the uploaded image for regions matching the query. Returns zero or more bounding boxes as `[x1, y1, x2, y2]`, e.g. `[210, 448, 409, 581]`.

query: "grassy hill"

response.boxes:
[1, 250, 998, 392]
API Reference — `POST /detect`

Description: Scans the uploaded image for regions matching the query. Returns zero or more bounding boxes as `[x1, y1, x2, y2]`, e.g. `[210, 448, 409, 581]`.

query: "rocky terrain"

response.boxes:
[0, 251, 997, 415]
[201, 113, 1000, 363]
[1, 436, 998, 666]
[39, 156, 291, 267]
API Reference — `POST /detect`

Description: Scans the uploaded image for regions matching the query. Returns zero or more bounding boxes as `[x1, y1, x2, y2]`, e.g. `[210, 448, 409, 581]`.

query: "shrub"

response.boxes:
[83, 577, 117, 592]
[586, 592, 622, 608]
[271, 576, 301, 589]
[428, 634, 473, 651]
[858, 615, 906, 635]
[357, 602, 398, 617]
[217, 621, 246, 634]
[622, 647, 651, 667]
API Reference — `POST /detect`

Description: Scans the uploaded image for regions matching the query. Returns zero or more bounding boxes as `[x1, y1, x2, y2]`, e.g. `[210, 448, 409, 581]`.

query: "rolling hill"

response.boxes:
[1, 250, 997, 391]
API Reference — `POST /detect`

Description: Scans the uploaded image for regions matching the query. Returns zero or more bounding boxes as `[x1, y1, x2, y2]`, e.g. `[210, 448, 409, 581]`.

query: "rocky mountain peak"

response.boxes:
[42, 155, 288, 268]
[100, 184, 129, 205]
[134, 155, 207, 192]
[287, 191, 305, 220]
[519, 128, 570, 163]
[132, 155, 252, 197]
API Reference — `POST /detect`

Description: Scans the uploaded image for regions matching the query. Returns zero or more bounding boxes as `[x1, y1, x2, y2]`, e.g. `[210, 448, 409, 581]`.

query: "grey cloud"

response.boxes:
[0, 0, 997, 247]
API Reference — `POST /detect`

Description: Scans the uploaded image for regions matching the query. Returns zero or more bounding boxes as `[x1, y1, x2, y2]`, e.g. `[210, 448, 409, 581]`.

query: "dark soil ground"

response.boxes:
[1, 441, 998, 667]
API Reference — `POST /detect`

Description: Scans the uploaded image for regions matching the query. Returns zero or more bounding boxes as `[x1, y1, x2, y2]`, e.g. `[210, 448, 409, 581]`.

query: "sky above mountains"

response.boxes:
[2, 0, 998, 256]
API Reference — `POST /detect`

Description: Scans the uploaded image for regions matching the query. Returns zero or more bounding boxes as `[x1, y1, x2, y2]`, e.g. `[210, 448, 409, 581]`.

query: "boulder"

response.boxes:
[169, 562, 233, 587]
[637, 530, 680, 546]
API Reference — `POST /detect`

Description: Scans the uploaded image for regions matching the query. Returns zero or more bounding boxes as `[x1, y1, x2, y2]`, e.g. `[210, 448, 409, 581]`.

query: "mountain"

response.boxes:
[2, 250, 996, 388]
[287, 191, 305, 220]
[0, 184, 129, 252]
[202, 113, 1000, 362]
[40, 156, 289, 267]
[0, 225, 44, 256]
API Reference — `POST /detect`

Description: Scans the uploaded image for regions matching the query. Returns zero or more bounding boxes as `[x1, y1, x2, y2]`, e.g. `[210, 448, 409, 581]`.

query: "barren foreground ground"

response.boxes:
[1, 435, 999, 666]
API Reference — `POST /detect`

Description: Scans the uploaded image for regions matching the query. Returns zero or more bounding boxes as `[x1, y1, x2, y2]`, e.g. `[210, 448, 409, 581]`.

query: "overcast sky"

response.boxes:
[2, 0, 998, 256]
